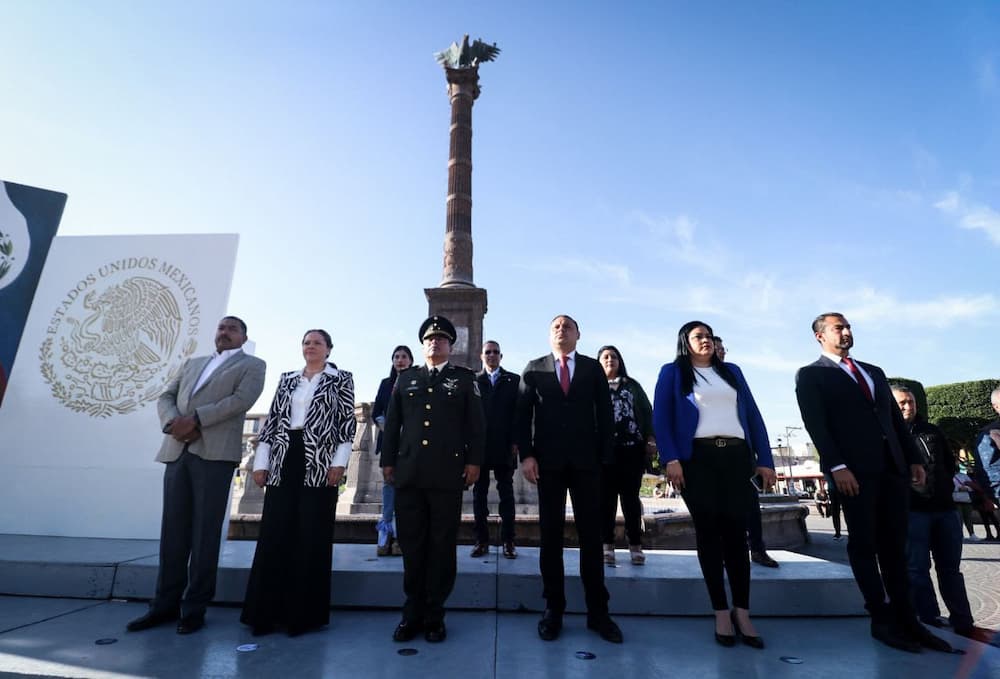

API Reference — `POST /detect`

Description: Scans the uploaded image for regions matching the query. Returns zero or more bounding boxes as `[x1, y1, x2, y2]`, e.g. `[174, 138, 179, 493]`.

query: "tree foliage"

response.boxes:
[926, 379, 999, 450]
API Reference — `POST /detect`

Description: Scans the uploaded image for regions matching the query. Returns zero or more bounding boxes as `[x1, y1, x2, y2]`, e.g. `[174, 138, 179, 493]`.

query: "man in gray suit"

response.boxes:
[128, 316, 266, 635]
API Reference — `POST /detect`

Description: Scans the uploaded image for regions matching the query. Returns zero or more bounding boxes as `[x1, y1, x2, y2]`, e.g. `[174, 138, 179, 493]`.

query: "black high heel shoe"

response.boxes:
[714, 615, 736, 647]
[731, 609, 765, 649]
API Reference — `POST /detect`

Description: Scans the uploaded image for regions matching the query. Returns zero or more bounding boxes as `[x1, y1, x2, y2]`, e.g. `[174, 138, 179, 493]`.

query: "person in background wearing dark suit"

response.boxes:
[471, 340, 520, 559]
[795, 312, 951, 653]
[382, 316, 485, 644]
[892, 384, 995, 644]
[515, 314, 622, 644]
[128, 316, 266, 635]
[654, 321, 775, 649]
[714, 335, 779, 569]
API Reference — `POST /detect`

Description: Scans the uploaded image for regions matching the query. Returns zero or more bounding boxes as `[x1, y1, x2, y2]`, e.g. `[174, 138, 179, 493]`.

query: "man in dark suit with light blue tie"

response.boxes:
[515, 314, 621, 643]
[471, 340, 520, 559]
[795, 312, 950, 653]
[128, 316, 266, 635]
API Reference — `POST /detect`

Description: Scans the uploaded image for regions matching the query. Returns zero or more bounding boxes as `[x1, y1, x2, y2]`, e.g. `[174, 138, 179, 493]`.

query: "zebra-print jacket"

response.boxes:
[256, 365, 357, 487]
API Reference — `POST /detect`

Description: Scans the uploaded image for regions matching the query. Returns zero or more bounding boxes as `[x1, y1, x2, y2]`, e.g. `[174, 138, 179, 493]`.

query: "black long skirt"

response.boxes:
[241, 431, 337, 634]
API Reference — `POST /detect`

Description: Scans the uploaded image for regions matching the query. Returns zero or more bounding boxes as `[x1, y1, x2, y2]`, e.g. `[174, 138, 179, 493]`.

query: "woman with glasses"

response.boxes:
[653, 321, 775, 649]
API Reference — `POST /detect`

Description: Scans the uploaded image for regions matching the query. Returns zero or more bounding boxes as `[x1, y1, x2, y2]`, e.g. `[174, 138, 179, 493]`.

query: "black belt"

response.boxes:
[694, 437, 744, 448]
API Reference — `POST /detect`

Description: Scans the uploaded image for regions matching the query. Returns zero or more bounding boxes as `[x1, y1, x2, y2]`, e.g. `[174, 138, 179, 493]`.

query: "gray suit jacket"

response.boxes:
[156, 350, 266, 464]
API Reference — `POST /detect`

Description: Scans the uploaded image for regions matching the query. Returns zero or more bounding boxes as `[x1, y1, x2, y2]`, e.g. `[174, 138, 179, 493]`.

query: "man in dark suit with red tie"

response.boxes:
[515, 314, 621, 643]
[795, 312, 951, 653]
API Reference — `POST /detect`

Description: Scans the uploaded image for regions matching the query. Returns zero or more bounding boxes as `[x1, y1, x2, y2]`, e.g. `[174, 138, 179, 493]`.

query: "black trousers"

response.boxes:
[395, 486, 463, 625]
[472, 464, 516, 544]
[840, 466, 916, 624]
[153, 449, 235, 618]
[682, 441, 753, 611]
[241, 431, 337, 633]
[537, 466, 609, 615]
[600, 443, 645, 545]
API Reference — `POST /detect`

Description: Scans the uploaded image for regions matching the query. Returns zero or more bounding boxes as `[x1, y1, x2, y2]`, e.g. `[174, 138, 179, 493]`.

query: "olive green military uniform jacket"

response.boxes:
[382, 363, 486, 490]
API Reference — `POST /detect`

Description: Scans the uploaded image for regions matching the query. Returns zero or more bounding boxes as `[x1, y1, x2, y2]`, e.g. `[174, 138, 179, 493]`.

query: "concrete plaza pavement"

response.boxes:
[1, 504, 999, 678]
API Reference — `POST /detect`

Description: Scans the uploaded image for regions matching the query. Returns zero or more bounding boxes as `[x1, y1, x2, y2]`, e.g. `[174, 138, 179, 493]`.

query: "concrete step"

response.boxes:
[0, 534, 863, 616]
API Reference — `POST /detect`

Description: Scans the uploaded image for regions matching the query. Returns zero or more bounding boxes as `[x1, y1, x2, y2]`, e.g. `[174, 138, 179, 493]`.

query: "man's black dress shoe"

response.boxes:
[871, 621, 920, 653]
[537, 610, 562, 641]
[424, 621, 447, 643]
[587, 615, 623, 644]
[393, 619, 422, 642]
[904, 623, 956, 653]
[126, 609, 179, 632]
[469, 543, 489, 558]
[750, 550, 780, 568]
[176, 614, 205, 635]
[502, 542, 518, 559]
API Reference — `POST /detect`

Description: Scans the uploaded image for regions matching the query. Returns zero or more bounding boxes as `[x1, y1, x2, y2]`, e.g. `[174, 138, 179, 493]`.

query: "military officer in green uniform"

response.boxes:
[382, 315, 485, 643]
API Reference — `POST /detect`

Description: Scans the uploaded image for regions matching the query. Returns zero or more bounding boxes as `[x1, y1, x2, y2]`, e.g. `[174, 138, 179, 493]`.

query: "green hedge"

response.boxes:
[926, 379, 999, 450]
[888, 377, 927, 419]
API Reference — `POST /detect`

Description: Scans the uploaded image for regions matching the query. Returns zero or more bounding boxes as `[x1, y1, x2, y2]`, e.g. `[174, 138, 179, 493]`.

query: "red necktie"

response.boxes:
[842, 357, 873, 402]
[559, 355, 570, 395]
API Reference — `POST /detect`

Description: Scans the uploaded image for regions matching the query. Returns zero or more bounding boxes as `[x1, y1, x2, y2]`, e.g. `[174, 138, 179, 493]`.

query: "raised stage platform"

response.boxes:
[0, 534, 863, 616]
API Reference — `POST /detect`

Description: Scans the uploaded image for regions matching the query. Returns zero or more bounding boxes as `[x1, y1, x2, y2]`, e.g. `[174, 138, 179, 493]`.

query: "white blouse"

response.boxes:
[253, 365, 351, 472]
[692, 367, 745, 440]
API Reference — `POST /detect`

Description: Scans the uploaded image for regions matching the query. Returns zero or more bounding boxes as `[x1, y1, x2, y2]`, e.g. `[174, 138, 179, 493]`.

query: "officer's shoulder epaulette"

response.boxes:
[448, 365, 476, 376]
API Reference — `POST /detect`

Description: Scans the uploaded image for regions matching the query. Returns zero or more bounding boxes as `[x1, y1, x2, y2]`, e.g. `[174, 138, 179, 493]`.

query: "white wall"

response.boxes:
[0, 234, 238, 538]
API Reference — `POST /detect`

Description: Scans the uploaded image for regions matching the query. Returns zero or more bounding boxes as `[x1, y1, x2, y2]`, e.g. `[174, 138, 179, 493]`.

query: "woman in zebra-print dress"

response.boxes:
[241, 329, 356, 636]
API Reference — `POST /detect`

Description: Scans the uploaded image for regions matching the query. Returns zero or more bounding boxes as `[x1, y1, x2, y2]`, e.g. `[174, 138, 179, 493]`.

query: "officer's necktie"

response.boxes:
[842, 357, 873, 402]
[430, 368, 439, 379]
[559, 356, 570, 395]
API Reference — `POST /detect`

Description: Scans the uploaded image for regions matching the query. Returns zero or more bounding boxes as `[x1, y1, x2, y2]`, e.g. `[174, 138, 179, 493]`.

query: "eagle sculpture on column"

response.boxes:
[434, 34, 501, 68]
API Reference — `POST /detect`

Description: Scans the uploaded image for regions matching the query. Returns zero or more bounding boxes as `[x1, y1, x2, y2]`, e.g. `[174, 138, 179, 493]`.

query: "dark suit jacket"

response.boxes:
[476, 367, 520, 467]
[795, 355, 919, 477]
[382, 363, 485, 490]
[515, 353, 614, 471]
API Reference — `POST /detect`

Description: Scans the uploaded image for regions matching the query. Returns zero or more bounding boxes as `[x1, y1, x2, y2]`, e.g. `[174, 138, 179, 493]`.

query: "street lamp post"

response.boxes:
[783, 425, 803, 496]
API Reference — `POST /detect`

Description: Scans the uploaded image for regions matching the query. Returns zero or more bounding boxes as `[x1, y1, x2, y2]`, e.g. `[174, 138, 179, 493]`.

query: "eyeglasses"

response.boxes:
[483, 349, 500, 355]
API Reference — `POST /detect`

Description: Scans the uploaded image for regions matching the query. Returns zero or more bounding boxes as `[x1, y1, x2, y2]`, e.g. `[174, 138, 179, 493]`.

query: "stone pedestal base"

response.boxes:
[424, 286, 487, 371]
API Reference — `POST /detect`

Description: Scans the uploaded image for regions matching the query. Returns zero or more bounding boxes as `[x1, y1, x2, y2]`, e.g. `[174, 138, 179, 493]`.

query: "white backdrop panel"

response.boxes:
[0, 234, 239, 538]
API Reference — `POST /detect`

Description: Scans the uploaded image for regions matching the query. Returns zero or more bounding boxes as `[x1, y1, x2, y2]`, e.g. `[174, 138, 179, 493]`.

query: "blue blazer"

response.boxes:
[652, 362, 773, 468]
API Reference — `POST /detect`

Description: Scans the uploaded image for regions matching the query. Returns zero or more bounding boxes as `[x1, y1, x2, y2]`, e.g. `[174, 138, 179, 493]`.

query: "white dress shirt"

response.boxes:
[821, 351, 875, 396]
[253, 365, 351, 472]
[484, 367, 500, 386]
[192, 347, 243, 394]
[552, 350, 576, 382]
[821, 352, 875, 473]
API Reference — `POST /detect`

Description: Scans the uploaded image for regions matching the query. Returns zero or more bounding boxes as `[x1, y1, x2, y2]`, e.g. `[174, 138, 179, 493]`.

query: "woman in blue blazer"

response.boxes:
[653, 321, 775, 649]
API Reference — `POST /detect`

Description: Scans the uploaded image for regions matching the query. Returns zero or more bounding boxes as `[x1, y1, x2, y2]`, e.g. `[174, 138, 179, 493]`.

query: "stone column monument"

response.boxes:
[425, 35, 500, 371]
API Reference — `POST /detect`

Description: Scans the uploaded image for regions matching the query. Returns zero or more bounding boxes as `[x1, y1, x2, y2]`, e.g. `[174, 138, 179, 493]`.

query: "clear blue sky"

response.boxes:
[3, 1, 999, 450]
